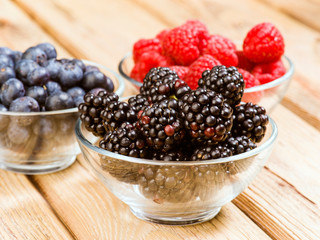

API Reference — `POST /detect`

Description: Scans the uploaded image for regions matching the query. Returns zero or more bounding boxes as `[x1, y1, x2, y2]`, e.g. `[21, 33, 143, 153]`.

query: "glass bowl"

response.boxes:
[0, 60, 125, 175]
[76, 117, 277, 225]
[118, 53, 294, 112]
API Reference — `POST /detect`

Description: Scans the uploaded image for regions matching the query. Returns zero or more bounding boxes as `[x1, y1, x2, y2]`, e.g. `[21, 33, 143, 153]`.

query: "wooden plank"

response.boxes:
[0, 170, 74, 240]
[12, 0, 320, 127]
[32, 160, 271, 240]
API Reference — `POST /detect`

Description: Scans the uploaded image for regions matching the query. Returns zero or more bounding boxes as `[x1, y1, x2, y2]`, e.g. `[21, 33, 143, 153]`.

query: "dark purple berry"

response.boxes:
[0, 47, 15, 61]
[15, 59, 39, 81]
[43, 59, 61, 80]
[45, 91, 75, 111]
[70, 59, 85, 72]
[9, 96, 40, 112]
[26, 86, 48, 106]
[36, 43, 57, 60]
[0, 66, 15, 85]
[26, 67, 50, 85]
[0, 55, 14, 68]
[58, 62, 83, 88]
[85, 65, 99, 73]
[22, 47, 47, 65]
[82, 70, 113, 92]
[13, 51, 22, 63]
[45, 81, 62, 96]
[1, 78, 25, 107]
[67, 86, 85, 99]
[88, 87, 107, 96]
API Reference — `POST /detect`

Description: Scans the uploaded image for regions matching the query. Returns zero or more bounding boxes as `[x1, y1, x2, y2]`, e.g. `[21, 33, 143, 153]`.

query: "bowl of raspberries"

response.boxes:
[76, 66, 278, 225]
[118, 21, 294, 112]
[0, 43, 124, 174]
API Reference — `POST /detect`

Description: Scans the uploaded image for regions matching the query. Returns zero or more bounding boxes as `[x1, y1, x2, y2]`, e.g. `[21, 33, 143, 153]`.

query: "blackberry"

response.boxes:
[137, 99, 185, 152]
[198, 65, 245, 106]
[179, 88, 233, 145]
[190, 145, 232, 161]
[224, 135, 257, 154]
[232, 102, 268, 143]
[78, 91, 116, 137]
[140, 67, 190, 103]
[99, 123, 149, 158]
[152, 150, 189, 161]
[128, 94, 150, 113]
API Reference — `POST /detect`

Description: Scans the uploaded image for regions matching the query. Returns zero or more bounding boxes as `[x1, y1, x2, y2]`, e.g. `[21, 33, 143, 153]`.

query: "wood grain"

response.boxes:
[13, 0, 320, 128]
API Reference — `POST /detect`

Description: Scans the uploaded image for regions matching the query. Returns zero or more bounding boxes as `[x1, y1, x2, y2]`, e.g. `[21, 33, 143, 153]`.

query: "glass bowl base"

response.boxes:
[0, 155, 76, 175]
[130, 206, 222, 226]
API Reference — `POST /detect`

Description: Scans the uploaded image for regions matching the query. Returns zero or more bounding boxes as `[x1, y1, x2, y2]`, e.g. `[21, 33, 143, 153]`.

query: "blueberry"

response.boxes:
[15, 59, 39, 81]
[0, 55, 14, 68]
[13, 51, 22, 63]
[58, 62, 83, 88]
[45, 91, 74, 111]
[88, 87, 106, 96]
[105, 76, 114, 92]
[27, 67, 50, 85]
[22, 46, 47, 65]
[9, 96, 40, 112]
[1, 78, 25, 107]
[0, 47, 15, 61]
[58, 58, 69, 64]
[70, 59, 86, 72]
[67, 86, 85, 99]
[26, 86, 48, 106]
[85, 65, 99, 73]
[45, 81, 62, 95]
[73, 95, 84, 107]
[82, 70, 114, 91]
[36, 43, 57, 59]
[43, 58, 61, 80]
[0, 66, 15, 85]
[0, 104, 9, 131]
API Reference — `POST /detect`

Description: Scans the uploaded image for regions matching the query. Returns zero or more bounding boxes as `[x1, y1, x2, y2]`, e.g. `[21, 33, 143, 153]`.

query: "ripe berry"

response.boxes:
[22, 47, 47, 65]
[36, 43, 57, 60]
[133, 38, 161, 63]
[9, 96, 40, 112]
[1, 78, 25, 107]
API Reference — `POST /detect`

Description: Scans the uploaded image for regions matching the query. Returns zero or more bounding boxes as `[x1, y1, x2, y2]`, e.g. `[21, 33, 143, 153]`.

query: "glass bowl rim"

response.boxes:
[75, 116, 278, 166]
[0, 59, 125, 116]
[118, 52, 294, 93]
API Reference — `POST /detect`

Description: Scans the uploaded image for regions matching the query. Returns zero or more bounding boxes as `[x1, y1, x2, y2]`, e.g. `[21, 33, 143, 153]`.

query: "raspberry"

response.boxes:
[184, 55, 221, 90]
[162, 20, 209, 66]
[169, 66, 189, 80]
[236, 51, 255, 71]
[238, 68, 262, 104]
[251, 60, 286, 84]
[133, 38, 161, 63]
[243, 22, 285, 63]
[201, 35, 238, 67]
[130, 51, 173, 83]
[156, 29, 169, 42]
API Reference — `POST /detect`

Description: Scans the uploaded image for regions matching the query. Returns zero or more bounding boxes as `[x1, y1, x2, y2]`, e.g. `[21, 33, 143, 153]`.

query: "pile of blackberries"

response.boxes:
[0, 43, 114, 112]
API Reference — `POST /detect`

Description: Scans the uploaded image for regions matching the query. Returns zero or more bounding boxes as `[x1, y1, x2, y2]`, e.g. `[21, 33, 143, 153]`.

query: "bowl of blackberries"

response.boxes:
[0, 43, 124, 174]
[76, 66, 278, 225]
[118, 21, 294, 112]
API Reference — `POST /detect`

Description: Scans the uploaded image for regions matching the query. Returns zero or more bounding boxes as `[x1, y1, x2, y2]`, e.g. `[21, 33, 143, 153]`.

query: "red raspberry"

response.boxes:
[201, 35, 238, 67]
[184, 54, 221, 90]
[243, 22, 285, 63]
[133, 38, 161, 63]
[169, 66, 189, 80]
[252, 59, 286, 84]
[162, 20, 209, 66]
[130, 51, 173, 83]
[238, 68, 263, 104]
[236, 51, 255, 71]
[156, 29, 169, 42]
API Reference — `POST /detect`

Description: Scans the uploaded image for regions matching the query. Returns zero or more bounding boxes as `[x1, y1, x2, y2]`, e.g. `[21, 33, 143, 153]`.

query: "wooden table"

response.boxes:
[1, 0, 320, 239]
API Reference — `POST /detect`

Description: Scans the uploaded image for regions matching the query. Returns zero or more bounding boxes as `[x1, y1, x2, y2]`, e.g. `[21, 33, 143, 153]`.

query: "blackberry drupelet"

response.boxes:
[152, 150, 189, 161]
[232, 102, 268, 143]
[179, 88, 233, 145]
[128, 94, 150, 114]
[78, 91, 115, 137]
[190, 144, 232, 161]
[137, 99, 185, 152]
[198, 65, 245, 107]
[224, 135, 257, 154]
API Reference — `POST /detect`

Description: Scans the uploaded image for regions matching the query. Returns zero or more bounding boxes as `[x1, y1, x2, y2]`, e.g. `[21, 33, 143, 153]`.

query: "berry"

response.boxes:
[36, 43, 57, 60]
[45, 91, 74, 111]
[201, 35, 238, 67]
[133, 38, 161, 63]
[155, 29, 169, 42]
[7, 122, 31, 145]
[67, 86, 85, 99]
[45, 81, 62, 95]
[224, 135, 257, 155]
[70, 59, 86, 73]
[15, 59, 39, 81]
[236, 51, 254, 71]
[13, 51, 22, 63]
[0, 47, 15, 61]
[190, 145, 232, 161]
[128, 94, 150, 113]
[1, 78, 25, 107]
[0, 55, 14, 68]
[26, 86, 48, 106]
[138, 99, 185, 151]
[169, 66, 189, 80]
[26, 67, 50, 86]
[243, 22, 285, 63]
[162, 20, 209, 65]
[0, 66, 16, 85]
[9, 96, 40, 112]
[198, 65, 245, 106]
[85, 65, 99, 73]
[22, 47, 47, 65]
[82, 70, 114, 92]
[58, 62, 83, 88]
[88, 87, 108, 96]
[179, 88, 233, 145]
[184, 55, 221, 90]
[44, 59, 61, 80]
[99, 124, 150, 158]
[232, 102, 268, 143]
[152, 150, 188, 161]
[251, 59, 286, 84]
[238, 68, 262, 104]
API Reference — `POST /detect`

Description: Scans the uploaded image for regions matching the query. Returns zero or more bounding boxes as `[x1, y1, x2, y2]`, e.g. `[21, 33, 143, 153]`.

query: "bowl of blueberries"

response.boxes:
[0, 43, 124, 174]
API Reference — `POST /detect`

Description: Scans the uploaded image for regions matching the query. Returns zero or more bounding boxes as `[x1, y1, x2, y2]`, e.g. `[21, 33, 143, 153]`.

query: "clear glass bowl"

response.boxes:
[118, 53, 294, 112]
[76, 117, 277, 225]
[0, 60, 125, 175]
